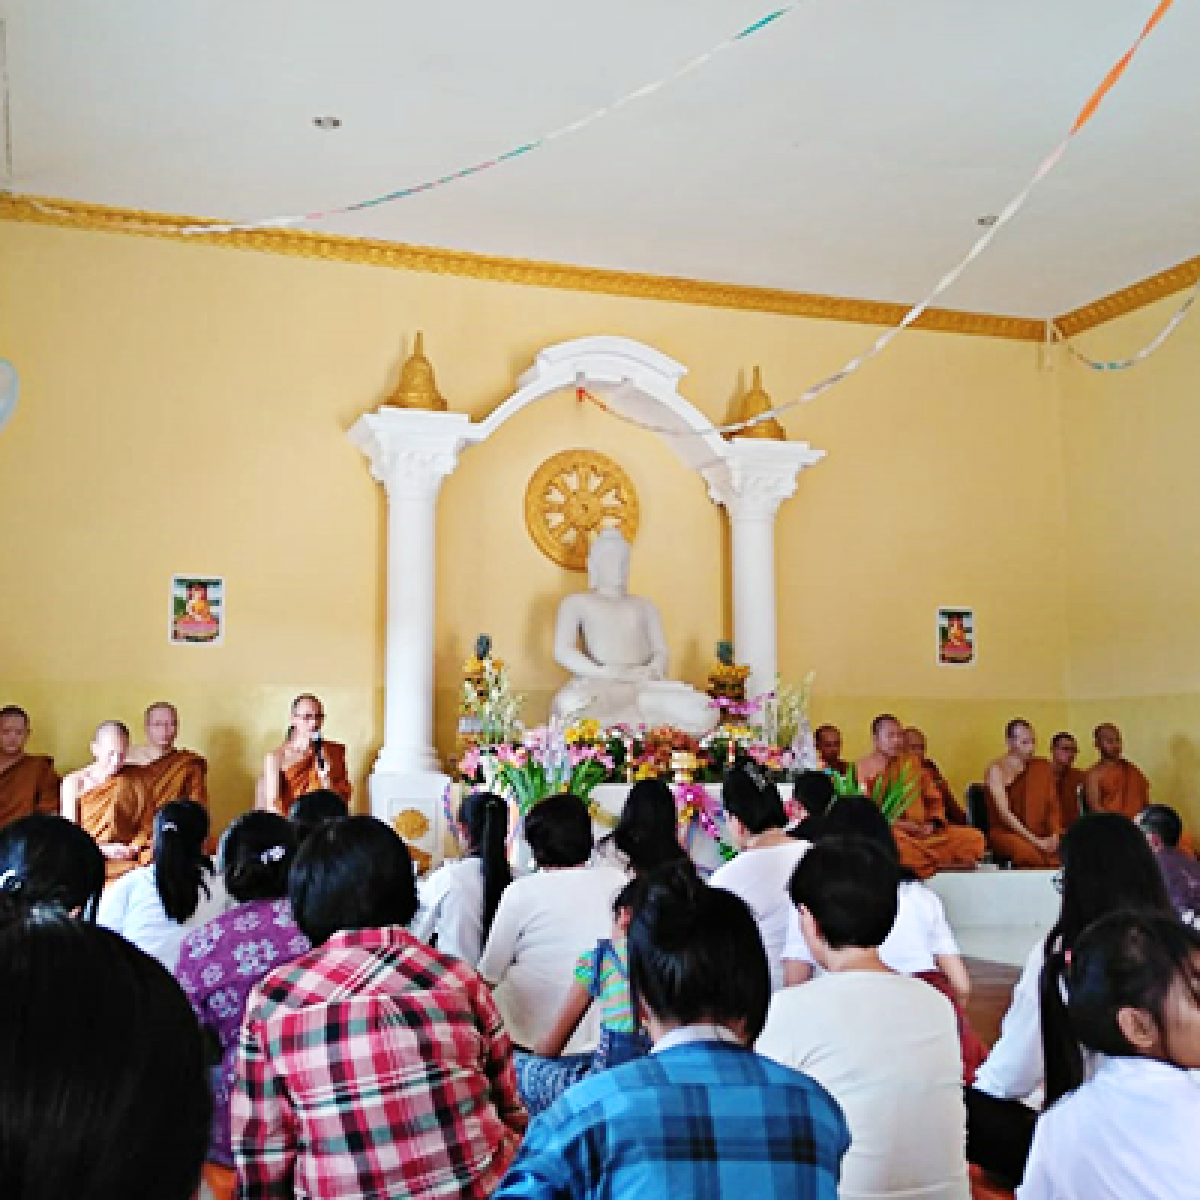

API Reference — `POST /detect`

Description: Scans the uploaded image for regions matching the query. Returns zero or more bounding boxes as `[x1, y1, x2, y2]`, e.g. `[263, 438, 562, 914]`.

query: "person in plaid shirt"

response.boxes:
[232, 815, 526, 1199]
[494, 862, 849, 1199]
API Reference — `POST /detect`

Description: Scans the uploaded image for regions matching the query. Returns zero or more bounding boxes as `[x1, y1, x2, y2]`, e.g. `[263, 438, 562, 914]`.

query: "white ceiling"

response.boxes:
[4, 0, 1199, 317]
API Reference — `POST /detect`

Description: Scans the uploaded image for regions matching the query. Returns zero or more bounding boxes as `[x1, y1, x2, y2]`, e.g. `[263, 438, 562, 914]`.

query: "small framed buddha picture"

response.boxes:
[170, 575, 225, 646]
[937, 607, 975, 666]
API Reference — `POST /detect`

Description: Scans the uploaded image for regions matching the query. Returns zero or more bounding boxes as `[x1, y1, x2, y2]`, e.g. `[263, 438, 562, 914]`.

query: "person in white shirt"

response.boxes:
[709, 760, 809, 991]
[1018, 911, 1200, 1200]
[98, 799, 230, 972]
[477, 793, 625, 1053]
[413, 791, 512, 966]
[758, 836, 971, 1200]
[968, 812, 1175, 1188]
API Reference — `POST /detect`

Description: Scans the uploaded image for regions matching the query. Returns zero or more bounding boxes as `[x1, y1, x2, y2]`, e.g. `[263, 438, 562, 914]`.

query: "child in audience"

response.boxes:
[1019, 912, 1200, 1198]
[0, 811, 105, 918]
[413, 790, 512, 966]
[98, 799, 230, 970]
[515, 875, 652, 1114]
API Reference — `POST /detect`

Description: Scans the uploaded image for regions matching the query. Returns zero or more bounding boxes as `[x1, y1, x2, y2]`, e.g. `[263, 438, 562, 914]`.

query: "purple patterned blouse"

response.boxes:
[176, 896, 311, 1165]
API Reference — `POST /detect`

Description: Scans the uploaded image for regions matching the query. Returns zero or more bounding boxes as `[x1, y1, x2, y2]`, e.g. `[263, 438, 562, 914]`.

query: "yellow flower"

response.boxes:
[635, 764, 658, 781]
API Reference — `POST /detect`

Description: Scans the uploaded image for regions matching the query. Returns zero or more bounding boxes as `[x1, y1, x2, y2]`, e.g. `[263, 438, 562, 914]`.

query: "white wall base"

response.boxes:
[367, 769, 450, 870]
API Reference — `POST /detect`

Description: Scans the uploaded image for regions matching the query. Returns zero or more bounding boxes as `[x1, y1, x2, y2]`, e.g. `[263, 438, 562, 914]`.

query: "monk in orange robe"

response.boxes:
[60, 720, 154, 880]
[0, 705, 60, 828]
[856, 715, 984, 879]
[1049, 731, 1085, 826]
[1084, 723, 1150, 820]
[126, 701, 209, 811]
[983, 718, 1061, 868]
[257, 693, 351, 815]
[904, 726, 969, 825]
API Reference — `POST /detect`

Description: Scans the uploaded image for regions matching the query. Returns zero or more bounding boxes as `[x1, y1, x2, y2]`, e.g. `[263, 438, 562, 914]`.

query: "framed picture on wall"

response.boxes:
[937, 607, 975, 666]
[170, 575, 225, 646]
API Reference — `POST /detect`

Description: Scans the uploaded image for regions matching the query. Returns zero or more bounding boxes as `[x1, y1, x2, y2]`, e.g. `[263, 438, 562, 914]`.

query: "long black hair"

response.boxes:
[1043, 911, 1200, 1104]
[221, 811, 297, 905]
[153, 800, 212, 923]
[606, 778, 687, 876]
[0, 813, 105, 920]
[459, 791, 512, 938]
[1039, 813, 1174, 1101]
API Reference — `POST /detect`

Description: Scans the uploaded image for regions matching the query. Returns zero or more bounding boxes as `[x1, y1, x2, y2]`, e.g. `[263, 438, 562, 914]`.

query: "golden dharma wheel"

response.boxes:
[525, 448, 640, 572]
[393, 808, 431, 842]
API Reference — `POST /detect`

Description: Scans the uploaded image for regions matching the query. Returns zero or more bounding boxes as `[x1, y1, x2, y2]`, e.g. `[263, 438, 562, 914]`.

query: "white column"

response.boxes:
[703, 440, 824, 698]
[349, 409, 471, 843]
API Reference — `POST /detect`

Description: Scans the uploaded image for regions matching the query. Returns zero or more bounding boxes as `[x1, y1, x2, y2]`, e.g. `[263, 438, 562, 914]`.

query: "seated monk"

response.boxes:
[983, 718, 1061, 868]
[904, 725, 969, 825]
[60, 720, 153, 879]
[815, 724, 850, 775]
[1049, 731, 1085, 826]
[126, 701, 209, 813]
[856, 714, 984, 879]
[256, 693, 351, 815]
[0, 705, 60, 830]
[1084, 723, 1149, 819]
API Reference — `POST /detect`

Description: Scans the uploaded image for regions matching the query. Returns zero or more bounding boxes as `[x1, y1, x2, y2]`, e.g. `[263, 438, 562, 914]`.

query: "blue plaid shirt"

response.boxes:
[494, 1036, 849, 1199]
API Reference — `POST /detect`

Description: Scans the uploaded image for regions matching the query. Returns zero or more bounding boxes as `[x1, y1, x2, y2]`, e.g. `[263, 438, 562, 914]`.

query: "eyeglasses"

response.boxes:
[1052, 870, 1065, 894]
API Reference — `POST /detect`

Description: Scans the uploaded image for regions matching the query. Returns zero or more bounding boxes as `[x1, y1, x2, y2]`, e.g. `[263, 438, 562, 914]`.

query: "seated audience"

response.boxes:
[413, 790, 512, 966]
[232, 815, 525, 1198]
[125, 700, 209, 810]
[0, 898, 209, 1200]
[905, 725, 970, 824]
[968, 812, 1174, 1187]
[983, 719, 1063, 868]
[758, 838, 970, 1200]
[494, 863, 849, 1199]
[287, 788, 350, 842]
[515, 875, 653, 1115]
[1019, 912, 1200, 1199]
[478, 794, 625, 1053]
[595, 777, 688, 876]
[787, 769, 836, 841]
[0, 811, 104, 919]
[710, 759, 810, 990]
[1136, 803, 1200, 925]
[1084, 722, 1150, 819]
[0, 704, 59, 827]
[60, 719, 153, 878]
[857, 715, 984, 877]
[98, 799, 230, 971]
[176, 812, 309, 1178]
[815, 723, 849, 774]
[1049, 732, 1084, 826]
[257, 693, 351, 814]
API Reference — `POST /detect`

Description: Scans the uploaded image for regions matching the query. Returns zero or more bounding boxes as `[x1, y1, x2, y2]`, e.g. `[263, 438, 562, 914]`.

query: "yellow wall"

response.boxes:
[1062, 296, 1200, 823]
[1, 219, 1071, 831]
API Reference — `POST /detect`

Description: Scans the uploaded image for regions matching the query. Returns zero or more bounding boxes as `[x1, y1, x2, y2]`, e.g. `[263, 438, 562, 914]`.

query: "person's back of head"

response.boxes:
[722, 760, 787, 835]
[788, 837, 899, 955]
[458, 791, 513, 937]
[1043, 911, 1200, 1104]
[612, 778, 688, 875]
[793, 771, 836, 821]
[819, 795, 916, 880]
[523, 793, 594, 869]
[628, 860, 770, 1043]
[0, 813, 105, 920]
[290, 815, 418, 946]
[288, 789, 350, 843]
[0, 896, 209, 1200]
[1137, 804, 1184, 851]
[153, 799, 211, 923]
[221, 811, 297, 904]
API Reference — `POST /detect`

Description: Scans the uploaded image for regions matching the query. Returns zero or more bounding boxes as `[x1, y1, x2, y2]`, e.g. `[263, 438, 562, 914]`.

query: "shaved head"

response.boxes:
[94, 720, 130, 742]
[145, 701, 178, 721]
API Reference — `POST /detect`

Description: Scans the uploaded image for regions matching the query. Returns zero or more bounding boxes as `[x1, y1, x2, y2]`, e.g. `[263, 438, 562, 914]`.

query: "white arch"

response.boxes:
[466, 335, 731, 470]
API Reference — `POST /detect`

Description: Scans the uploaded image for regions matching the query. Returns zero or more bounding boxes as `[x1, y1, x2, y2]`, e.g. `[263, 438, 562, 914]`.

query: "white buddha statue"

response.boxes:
[551, 529, 718, 734]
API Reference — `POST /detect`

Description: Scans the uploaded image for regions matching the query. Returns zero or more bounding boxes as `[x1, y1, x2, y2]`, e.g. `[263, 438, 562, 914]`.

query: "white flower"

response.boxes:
[233, 912, 261, 933]
[188, 923, 224, 957]
[233, 939, 279, 976]
[201, 963, 226, 987]
[209, 988, 241, 1019]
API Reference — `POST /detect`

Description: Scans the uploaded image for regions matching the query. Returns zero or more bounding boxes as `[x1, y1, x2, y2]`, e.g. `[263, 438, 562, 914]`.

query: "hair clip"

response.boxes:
[0, 869, 21, 891]
[260, 845, 287, 865]
[160, 821, 178, 833]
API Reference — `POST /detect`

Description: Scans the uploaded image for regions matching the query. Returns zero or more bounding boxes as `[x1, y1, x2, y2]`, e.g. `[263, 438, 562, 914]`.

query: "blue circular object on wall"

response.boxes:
[0, 360, 17, 432]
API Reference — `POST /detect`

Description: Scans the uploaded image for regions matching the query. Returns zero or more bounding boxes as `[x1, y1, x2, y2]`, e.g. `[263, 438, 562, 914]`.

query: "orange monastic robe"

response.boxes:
[987, 756, 1061, 869]
[133, 748, 209, 812]
[277, 741, 351, 814]
[1087, 760, 1150, 820]
[861, 755, 985, 880]
[1054, 766, 1086, 827]
[78, 769, 154, 880]
[0, 754, 60, 828]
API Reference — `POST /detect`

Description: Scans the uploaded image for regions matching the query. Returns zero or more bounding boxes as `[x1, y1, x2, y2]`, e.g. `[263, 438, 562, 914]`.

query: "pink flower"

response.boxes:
[460, 746, 481, 776]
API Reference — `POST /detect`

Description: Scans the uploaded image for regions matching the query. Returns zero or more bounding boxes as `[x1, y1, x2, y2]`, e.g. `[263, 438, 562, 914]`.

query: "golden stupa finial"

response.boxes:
[389, 331, 448, 411]
[724, 365, 786, 440]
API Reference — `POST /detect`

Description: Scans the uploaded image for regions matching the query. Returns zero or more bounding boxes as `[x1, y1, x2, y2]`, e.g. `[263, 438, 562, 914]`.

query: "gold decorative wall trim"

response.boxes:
[0, 192, 1043, 341]
[1056, 254, 1200, 337]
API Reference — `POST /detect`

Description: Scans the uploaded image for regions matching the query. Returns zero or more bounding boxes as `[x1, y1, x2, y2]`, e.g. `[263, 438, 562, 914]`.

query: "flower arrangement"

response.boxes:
[460, 656, 524, 746]
[826, 761, 918, 823]
[675, 780, 737, 862]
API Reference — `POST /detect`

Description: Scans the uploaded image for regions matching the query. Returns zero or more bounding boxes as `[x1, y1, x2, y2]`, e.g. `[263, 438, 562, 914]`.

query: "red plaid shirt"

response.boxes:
[232, 925, 526, 1199]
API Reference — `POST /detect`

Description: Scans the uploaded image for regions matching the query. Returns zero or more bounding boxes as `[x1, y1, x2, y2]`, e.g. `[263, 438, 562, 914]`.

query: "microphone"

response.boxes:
[312, 732, 325, 770]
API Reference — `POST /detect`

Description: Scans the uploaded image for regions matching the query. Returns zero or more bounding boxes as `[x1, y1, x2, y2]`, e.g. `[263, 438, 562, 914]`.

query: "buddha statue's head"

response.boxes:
[587, 528, 631, 595]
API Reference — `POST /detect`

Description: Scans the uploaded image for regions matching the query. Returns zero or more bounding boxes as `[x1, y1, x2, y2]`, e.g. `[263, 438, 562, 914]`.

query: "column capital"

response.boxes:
[349, 408, 472, 500]
[703, 439, 824, 521]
